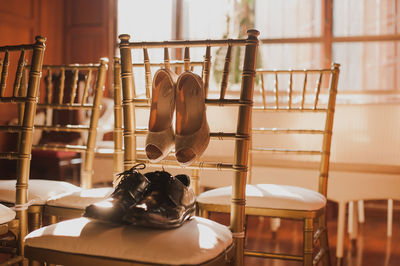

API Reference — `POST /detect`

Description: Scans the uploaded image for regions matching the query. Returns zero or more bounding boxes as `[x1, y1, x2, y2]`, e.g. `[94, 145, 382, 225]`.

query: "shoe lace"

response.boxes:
[112, 163, 146, 196]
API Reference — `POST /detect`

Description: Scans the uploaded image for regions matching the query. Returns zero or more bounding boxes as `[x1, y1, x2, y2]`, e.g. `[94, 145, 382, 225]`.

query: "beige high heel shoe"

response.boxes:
[175, 71, 210, 166]
[145, 68, 177, 163]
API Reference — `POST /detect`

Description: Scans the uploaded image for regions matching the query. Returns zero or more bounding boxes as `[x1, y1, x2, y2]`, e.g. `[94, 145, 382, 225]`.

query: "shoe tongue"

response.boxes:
[145, 170, 172, 183]
[175, 174, 190, 187]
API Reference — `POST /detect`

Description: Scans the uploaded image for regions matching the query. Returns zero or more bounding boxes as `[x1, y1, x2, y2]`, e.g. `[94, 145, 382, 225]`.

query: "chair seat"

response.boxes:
[0, 180, 81, 205]
[197, 184, 326, 211]
[46, 187, 114, 209]
[0, 203, 16, 224]
[25, 216, 232, 265]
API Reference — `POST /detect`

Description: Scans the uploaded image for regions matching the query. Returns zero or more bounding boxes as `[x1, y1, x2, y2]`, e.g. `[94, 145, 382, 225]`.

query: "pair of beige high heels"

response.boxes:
[145, 68, 210, 166]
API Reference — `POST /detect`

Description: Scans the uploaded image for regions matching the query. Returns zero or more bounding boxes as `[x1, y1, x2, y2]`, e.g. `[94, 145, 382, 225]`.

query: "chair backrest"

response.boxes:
[118, 30, 259, 264]
[249, 64, 340, 197]
[31, 59, 108, 189]
[0, 36, 46, 257]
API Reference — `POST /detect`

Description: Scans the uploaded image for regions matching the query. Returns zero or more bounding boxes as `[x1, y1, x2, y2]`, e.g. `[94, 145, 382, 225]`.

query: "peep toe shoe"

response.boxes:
[175, 72, 210, 166]
[145, 68, 178, 163]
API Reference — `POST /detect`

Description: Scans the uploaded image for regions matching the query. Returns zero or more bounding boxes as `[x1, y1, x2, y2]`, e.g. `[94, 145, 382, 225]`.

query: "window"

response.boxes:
[118, 0, 400, 94]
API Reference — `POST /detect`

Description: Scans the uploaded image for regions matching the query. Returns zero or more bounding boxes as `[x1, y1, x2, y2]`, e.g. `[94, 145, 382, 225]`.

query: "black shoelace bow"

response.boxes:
[111, 163, 148, 201]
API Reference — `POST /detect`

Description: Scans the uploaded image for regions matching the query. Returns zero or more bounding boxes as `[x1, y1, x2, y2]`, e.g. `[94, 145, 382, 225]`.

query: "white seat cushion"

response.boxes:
[25, 216, 232, 265]
[46, 187, 114, 209]
[0, 203, 16, 224]
[0, 180, 81, 205]
[197, 184, 326, 211]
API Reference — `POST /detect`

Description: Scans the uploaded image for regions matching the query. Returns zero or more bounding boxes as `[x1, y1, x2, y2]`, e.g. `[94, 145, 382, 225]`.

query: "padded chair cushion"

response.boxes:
[0, 180, 81, 205]
[46, 187, 114, 209]
[0, 203, 16, 224]
[197, 184, 326, 211]
[25, 216, 232, 265]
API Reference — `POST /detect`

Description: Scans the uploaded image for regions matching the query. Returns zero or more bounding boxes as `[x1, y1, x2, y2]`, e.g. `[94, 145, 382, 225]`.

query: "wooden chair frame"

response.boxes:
[0, 36, 45, 265]
[34, 60, 109, 222]
[24, 30, 259, 266]
[197, 64, 340, 266]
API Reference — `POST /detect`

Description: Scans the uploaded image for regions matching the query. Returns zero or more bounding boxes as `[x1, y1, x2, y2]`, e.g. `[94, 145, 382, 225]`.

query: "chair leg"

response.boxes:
[29, 212, 41, 231]
[357, 200, 365, 223]
[48, 215, 58, 225]
[319, 215, 332, 266]
[387, 199, 393, 237]
[270, 218, 281, 239]
[303, 218, 313, 266]
[336, 202, 346, 260]
[349, 202, 358, 247]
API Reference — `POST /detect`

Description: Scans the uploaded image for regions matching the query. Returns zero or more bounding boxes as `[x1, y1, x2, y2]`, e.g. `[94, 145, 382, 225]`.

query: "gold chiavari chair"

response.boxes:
[0, 36, 45, 266]
[23, 30, 259, 266]
[197, 64, 341, 265]
[0, 59, 108, 229]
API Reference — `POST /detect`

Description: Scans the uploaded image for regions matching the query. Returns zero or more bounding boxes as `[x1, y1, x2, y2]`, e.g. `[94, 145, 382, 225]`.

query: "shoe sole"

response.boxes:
[133, 205, 196, 230]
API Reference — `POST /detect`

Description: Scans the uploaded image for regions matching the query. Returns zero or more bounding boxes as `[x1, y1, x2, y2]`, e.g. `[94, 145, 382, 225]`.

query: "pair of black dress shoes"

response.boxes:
[84, 164, 196, 229]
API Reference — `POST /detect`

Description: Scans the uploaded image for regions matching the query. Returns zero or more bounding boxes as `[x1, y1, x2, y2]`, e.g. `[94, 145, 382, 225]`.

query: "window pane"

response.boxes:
[184, 0, 230, 39]
[118, 0, 172, 41]
[118, 0, 173, 96]
[334, 0, 399, 36]
[255, 0, 321, 39]
[333, 41, 400, 91]
[259, 43, 322, 69]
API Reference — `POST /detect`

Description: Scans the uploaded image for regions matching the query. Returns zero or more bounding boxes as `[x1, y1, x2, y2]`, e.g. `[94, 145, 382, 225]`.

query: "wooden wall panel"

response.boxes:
[0, 0, 64, 170]
[0, 0, 116, 174]
[64, 0, 116, 95]
[64, 0, 115, 64]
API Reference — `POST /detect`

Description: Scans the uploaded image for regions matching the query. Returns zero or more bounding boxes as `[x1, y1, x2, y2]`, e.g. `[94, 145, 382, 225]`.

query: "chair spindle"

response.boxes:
[314, 72, 323, 109]
[288, 72, 293, 109]
[58, 69, 65, 104]
[301, 71, 308, 109]
[143, 48, 151, 99]
[0, 51, 9, 97]
[220, 45, 232, 100]
[69, 69, 79, 104]
[81, 69, 92, 105]
[202, 46, 211, 97]
[13, 50, 26, 97]
[274, 72, 279, 108]
[184, 47, 190, 72]
[164, 47, 170, 69]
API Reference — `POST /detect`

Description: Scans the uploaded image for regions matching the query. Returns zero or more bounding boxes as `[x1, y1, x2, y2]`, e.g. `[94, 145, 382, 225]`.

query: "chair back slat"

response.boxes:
[301, 71, 308, 108]
[274, 73, 279, 108]
[219, 45, 232, 100]
[202, 46, 211, 97]
[113, 58, 124, 185]
[0, 51, 9, 96]
[81, 69, 92, 105]
[163, 48, 171, 69]
[288, 72, 293, 109]
[13, 50, 26, 97]
[68, 68, 79, 104]
[58, 68, 65, 104]
[314, 72, 323, 109]
[118, 30, 259, 265]
[143, 48, 151, 99]
[184, 47, 190, 72]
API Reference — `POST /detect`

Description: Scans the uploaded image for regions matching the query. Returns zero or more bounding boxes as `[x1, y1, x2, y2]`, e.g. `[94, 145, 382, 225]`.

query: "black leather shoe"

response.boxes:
[83, 198, 127, 224]
[84, 163, 150, 223]
[123, 171, 196, 229]
[111, 163, 150, 206]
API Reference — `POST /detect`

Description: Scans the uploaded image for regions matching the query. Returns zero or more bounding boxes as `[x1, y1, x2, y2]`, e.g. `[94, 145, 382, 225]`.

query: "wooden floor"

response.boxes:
[210, 200, 400, 266]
